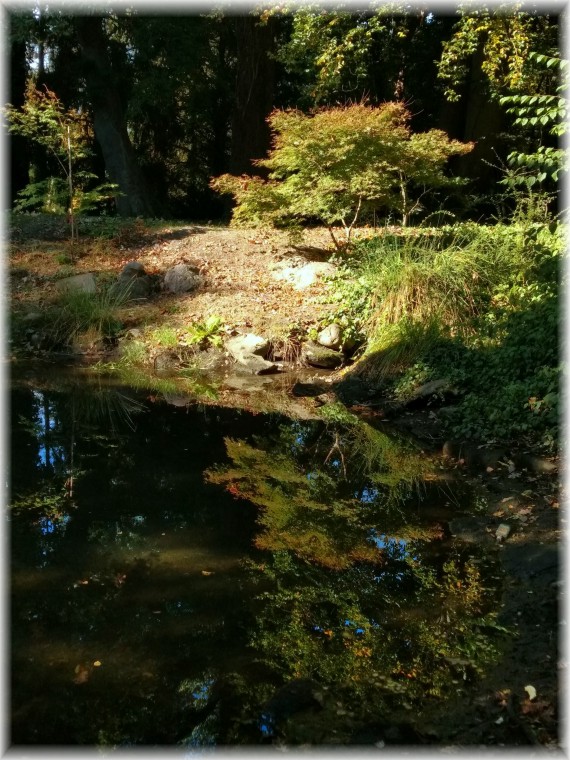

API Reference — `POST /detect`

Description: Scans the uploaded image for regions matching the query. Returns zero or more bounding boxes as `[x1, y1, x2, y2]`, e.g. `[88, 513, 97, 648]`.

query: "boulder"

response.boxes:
[153, 350, 180, 373]
[442, 441, 508, 470]
[514, 453, 558, 475]
[120, 261, 145, 276]
[317, 323, 343, 350]
[225, 333, 270, 361]
[448, 516, 491, 544]
[334, 376, 378, 405]
[191, 347, 229, 373]
[223, 374, 275, 392]
[225, 333, 276, 374]
[115, 261, 152, 300]
[21, 311, 43, 324]
[291, 381, 330, 397]
[163, 263, 201, 294]
[401, 378, 457, 409]
[162, 393, 192, 407]
[55, 272, 97, 294]
[302, 341, 344, 369]
[234, 353, 278, 376]
[271, 259, 337, 290]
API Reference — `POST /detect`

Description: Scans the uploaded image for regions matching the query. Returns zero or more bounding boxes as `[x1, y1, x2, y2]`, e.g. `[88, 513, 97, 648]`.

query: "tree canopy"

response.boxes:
[5, 3, 563, 220]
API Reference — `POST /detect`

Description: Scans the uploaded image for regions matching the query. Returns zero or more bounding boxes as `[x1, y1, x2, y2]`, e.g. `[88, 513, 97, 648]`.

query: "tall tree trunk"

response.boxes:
[74, 16, 158, 217]
[438, 38, 503, 185]
[229, 15, 276, 176]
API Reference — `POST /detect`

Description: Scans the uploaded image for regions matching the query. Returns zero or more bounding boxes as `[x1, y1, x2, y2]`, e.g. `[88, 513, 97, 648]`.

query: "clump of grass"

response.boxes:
[362, 225, 526, 331]
[348, 224, 529, 382]
[120, 339, 148, 365]
[149, 325, 179, 347]
[364, 318, 444, 380]
[46, 285, 129, 349]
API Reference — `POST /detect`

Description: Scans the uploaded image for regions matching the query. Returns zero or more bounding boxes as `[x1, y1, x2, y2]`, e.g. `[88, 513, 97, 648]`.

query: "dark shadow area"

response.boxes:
[289, 245, 333, 261]
[337, 291, 559, 447]
[156, 226, 207, 241]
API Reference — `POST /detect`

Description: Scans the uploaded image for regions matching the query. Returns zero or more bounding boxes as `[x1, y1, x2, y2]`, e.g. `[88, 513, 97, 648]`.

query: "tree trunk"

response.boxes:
[438, 37, 504, 185]
[229, 14, 277, 176]
[74, 16, 158, 217]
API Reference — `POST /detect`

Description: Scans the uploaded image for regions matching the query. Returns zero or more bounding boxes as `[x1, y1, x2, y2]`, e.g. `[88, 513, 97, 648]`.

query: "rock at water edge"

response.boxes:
[302, 341, 343, 369]
[56, 273, 97, 294]
[317, 324, 343, 350]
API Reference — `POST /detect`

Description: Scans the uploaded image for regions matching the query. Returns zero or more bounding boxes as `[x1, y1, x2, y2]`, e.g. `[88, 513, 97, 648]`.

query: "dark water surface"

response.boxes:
[9, 366, 506, 748]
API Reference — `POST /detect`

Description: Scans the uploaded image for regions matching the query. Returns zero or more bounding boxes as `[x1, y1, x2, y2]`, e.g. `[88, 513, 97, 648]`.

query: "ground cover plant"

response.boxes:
[328, 200, 562, 450]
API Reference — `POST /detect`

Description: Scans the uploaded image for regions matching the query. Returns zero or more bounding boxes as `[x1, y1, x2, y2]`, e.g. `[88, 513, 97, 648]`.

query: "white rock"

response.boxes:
[495, 523, 511, 542]
[317, 324, 342, 349]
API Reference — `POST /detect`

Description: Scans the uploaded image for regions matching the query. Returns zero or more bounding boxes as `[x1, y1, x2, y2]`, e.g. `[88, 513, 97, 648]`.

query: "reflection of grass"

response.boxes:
[68, 385, 147, 431]
[92, 361, 219, 401]
[318, 402, 434, 505]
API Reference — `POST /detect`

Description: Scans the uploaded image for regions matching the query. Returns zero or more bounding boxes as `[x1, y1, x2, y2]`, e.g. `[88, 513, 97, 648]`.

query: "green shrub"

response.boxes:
[183, 316, 224, 348]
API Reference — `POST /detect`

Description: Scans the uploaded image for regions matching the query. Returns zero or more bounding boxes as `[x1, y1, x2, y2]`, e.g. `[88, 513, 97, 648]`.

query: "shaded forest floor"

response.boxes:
[7, 216, 564, 749]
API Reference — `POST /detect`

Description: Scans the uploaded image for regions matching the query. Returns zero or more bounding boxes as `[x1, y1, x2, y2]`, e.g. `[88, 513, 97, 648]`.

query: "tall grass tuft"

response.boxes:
[352, 224, 530, 380]
[362, 225, 527, 330]
[47, 285, 130, 348]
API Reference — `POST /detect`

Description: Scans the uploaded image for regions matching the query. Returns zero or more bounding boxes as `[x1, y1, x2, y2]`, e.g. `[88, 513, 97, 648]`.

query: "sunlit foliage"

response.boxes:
[211, 103, 472, 245]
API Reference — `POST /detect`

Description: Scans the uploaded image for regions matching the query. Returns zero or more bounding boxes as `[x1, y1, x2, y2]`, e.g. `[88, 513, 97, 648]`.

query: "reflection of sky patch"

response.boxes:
[38, 514, 70, 536]
[359, 487, 379, 504]
[32, 392, 67, 470]
[192, 678, 215, 702]
[38, 445, 66, 468]
[369, 530, 409, 557]
[344, 620, 365, 635]
[259, 711, 276, 737]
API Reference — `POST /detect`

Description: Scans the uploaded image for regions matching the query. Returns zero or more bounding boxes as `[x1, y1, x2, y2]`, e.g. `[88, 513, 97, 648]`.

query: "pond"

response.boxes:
[9, 363, 508, 748]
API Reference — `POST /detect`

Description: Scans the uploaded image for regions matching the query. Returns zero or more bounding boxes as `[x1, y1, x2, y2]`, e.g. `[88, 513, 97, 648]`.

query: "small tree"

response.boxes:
[211, 103, 473, 248]
[5, 81, 117, 241]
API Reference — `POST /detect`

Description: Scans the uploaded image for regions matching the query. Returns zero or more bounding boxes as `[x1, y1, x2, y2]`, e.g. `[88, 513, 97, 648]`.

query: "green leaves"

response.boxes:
[211, 103, 472, 245]
[437, 10, 557, 101]
[499, 52, 568, 187]
[5, 81, 109, 236]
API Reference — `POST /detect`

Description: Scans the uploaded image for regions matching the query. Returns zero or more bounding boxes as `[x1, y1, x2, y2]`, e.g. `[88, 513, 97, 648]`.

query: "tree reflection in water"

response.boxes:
[10, 378, 508, 747]
[206, 407, 508, 744]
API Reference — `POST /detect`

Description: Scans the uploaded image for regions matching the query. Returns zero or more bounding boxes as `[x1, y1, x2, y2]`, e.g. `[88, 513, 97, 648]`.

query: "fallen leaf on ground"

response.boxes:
[73, 665, 89, 684]
[524, 685, 537, 701]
